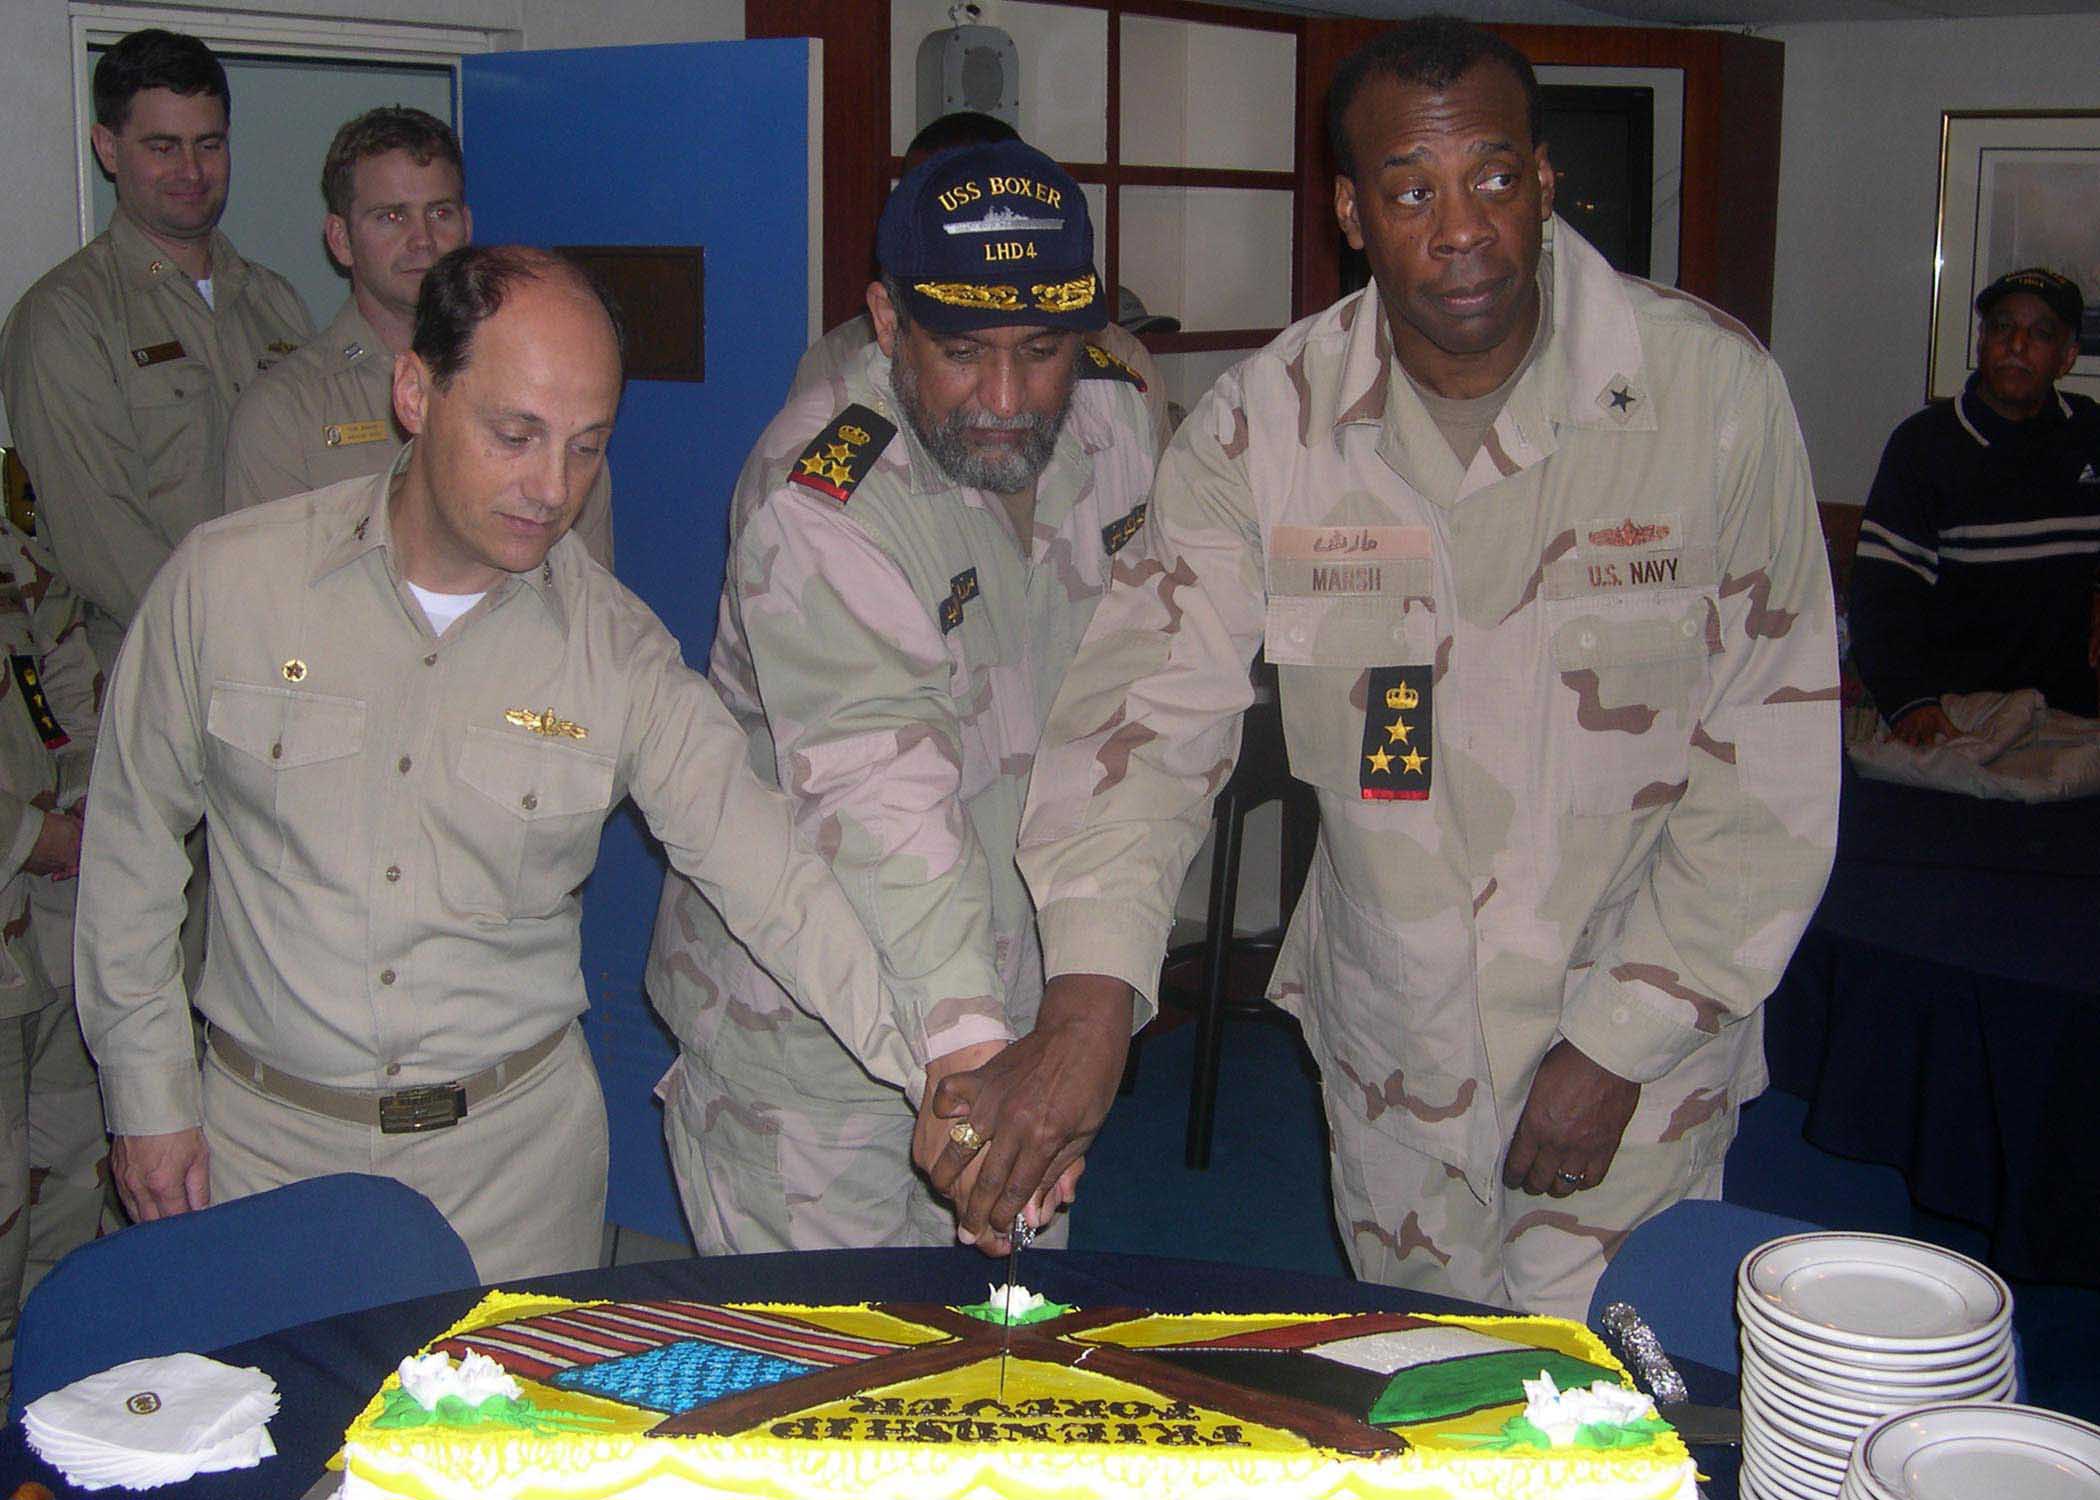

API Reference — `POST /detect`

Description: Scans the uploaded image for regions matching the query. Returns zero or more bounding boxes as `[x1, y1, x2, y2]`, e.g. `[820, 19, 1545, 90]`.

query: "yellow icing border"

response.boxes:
[343, 1294, 1698, 1500]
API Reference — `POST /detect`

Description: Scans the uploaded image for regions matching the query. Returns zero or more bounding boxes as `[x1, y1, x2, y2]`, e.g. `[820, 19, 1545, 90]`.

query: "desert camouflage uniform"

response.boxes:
[1017, 221, 1840, 1318]
[647, 337, 1157, 1252]
[0, 523, 106, 1401]
[222, 295, 616, 569]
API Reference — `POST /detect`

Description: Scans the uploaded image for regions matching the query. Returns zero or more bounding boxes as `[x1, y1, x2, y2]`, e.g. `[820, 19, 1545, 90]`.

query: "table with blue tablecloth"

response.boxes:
[1764, 761, 2100, 1285]
[0, 1247, 1742, 1499]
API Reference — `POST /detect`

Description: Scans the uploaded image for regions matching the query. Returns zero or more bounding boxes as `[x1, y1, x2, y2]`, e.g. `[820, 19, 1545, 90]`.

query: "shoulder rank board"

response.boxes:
[10, 656, 69, 750]
[1079, 344, 1147, 391]
[788, 403, 897, 504]
[1360, 666, 1429, 801]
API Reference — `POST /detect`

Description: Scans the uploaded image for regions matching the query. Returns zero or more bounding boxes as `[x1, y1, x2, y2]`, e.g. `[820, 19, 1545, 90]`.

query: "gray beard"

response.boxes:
[892, 345, 1076, 494]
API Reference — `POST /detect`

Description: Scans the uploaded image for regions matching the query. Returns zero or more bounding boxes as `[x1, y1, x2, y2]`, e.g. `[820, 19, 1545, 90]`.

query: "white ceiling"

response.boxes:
[1266, 0, 2100, 23]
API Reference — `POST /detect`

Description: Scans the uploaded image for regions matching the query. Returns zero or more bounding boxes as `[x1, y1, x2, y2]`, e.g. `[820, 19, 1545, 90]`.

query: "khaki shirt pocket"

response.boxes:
[204, 682, 367, 885]
[1546, 593, 1716, 816]
[1264, 584, 1436, 797]
[125, 358, 217, 527]
[1302, 862, 1500, 1188]
[452, 726, 616, 921]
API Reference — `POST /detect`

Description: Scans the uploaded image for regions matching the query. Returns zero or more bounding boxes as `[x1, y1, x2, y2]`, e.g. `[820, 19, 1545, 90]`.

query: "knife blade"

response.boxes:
[1598, 1302, 1740, 1447]
[996, 1212, 1037, 1399]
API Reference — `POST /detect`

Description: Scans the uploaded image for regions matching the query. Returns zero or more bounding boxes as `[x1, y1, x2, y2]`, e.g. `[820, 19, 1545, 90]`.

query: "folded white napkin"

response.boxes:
[24, 1353, 279, 1490]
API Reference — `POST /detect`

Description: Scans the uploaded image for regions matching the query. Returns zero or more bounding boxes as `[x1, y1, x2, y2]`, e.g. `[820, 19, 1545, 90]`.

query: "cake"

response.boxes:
[339, 1286, 1697, 1499]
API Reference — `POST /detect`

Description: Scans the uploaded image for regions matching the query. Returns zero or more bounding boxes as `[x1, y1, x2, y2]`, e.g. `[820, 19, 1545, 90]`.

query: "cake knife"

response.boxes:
[1597, 1302, 1740, 1446]
[998, 1212, 1039, 1399]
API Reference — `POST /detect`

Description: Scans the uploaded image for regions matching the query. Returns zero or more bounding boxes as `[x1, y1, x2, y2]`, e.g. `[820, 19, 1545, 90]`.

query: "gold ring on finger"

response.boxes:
[948, 1120, 988, 1153]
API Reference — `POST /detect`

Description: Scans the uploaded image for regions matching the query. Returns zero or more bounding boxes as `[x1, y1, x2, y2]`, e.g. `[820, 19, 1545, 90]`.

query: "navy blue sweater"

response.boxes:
[1850, 376, 2100, 721]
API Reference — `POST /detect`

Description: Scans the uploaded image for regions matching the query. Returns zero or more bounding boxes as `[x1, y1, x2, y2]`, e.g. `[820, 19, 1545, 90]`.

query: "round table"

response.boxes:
[0, 1246, 1740, 1498]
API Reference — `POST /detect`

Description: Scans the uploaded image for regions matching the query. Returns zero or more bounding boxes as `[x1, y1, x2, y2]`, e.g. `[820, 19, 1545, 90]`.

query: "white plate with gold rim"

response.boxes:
[1739, 1235, 2010, 1353]
[1856, 1403, 2100, 1499]
[1740, 1318, 2013, 1385]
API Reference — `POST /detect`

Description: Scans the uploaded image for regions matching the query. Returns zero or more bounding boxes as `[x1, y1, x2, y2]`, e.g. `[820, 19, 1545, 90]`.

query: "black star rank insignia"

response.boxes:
[938, 568, 980, 634]
[1079, 343, 1148, 391]
[1608, 386, 1637, 412]
[1360, 666, 1429, 801]
[10, 656, 68, 749]
[788, 403, 897, 504]
[1102, 502, 1148, 556]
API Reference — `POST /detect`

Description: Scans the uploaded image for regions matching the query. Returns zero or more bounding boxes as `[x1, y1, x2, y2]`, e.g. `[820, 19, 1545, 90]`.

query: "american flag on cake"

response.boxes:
[434, 1300, 900, 1383]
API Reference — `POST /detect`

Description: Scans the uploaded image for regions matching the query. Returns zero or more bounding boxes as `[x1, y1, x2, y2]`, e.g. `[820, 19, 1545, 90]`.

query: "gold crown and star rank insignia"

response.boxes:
[1360, 667, 1430, 801]
[788, 404, 897, 504]
[1078, 343, 1147, 391]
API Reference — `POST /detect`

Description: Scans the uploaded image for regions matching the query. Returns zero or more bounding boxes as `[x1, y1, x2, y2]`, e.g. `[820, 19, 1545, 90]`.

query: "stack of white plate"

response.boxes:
[1734, 1231, 2016, 1500]
[1842, 1403, 2100, 1498]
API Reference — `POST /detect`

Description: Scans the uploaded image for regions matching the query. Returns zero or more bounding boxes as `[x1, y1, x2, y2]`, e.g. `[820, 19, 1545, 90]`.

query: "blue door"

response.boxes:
[462, 39, 819, 1245]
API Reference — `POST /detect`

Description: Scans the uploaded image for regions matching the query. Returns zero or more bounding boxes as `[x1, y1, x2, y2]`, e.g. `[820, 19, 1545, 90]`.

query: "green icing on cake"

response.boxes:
[372, 1385, 615, 1436]
[958, 1296, 1073, 1327]
[1367, 1350, 1621, 1427]
[1446, 1414, 1673, 1452]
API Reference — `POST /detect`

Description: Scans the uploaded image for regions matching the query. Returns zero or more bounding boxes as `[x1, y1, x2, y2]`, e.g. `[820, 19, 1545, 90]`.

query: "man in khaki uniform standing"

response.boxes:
[76, 246, 912, 1280]
[223, 107, 613, 569]
[647, 142, 1156, 1252]
[0, 521, 107, 1404]
[932, 20, 1839, 1317]
[0, 29, 312, 673]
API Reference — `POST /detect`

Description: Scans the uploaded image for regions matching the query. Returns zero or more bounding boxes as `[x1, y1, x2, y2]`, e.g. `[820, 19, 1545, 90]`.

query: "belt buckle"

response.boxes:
[378, 1083, 467, 1134]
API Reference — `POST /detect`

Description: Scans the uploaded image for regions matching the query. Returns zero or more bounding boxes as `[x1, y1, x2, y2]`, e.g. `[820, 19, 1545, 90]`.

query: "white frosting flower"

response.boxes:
[985, 1284, 1045, 1319]
[1520, 1372, 1655, 1446]
[397, 1351, 523, 1412]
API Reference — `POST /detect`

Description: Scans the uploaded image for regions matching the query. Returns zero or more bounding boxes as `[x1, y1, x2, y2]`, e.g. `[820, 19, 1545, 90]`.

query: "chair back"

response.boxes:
[1588, 1199, 1821, 1375]
[13, 1172, 477, 1414]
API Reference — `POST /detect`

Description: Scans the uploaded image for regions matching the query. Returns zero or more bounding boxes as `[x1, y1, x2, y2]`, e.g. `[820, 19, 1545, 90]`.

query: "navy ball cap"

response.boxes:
[876, 140, 1107, 334]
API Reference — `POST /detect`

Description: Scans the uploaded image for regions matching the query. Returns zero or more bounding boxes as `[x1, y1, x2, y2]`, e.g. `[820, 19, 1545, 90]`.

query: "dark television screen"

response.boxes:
[1335, 83, 1658, 298]
[1538, 84, 1655, 279]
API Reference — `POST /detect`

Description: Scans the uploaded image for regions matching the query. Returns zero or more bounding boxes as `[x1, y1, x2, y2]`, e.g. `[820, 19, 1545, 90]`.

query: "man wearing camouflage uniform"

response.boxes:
[647, 142, 1157, 1251]
[0, 521, 106, 1403]
[933, 20, 1839, 1317]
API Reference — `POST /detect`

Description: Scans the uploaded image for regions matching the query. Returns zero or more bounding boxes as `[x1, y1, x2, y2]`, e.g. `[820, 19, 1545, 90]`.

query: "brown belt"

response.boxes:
[205, 1024, 571, 1134]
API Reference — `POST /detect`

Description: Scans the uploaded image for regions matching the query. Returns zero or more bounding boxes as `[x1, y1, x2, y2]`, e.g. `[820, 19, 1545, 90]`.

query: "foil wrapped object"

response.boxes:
[1599, 1301, 1689, 1405]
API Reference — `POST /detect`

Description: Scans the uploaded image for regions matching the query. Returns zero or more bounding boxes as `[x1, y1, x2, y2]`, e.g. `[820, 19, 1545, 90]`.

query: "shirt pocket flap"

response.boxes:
[206, 682, 366, 768]
[1550, 605, 1709, 671]
[458, 724, 616, 821]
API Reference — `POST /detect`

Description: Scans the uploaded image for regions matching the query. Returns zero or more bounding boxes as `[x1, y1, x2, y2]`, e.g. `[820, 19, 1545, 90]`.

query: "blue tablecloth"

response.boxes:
[1765, 763, 2100, 1284]
[0, 1247, 1740, 1499]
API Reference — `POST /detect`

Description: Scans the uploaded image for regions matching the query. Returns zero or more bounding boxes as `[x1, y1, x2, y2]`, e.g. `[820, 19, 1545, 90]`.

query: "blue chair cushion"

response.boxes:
[13, 1172, 477, 1415]
[1589, 1199, 1821, 1376]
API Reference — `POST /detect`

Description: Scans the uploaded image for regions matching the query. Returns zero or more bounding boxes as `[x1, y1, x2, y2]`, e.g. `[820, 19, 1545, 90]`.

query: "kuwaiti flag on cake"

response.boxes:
[434, 1300, 905, 1416]
[1083, 1312, 1622, 1430]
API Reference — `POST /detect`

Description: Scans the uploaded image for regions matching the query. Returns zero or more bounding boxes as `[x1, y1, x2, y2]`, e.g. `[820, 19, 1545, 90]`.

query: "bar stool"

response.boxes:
[1165, 667, 1319, 1168]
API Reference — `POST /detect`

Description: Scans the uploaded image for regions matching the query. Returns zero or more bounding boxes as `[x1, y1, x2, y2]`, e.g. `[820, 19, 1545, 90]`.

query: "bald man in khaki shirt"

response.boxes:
[76, 247, 911, 1279]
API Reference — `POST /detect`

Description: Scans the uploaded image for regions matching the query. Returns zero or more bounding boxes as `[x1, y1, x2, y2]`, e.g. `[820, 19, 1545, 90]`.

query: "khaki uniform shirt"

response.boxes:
[76, 461, 909, 1138]
[1019, 221, 1840, 1197]
[0, 208, 313, 668]
[223, 296, 616, 570]
[790, 313, 1171, 452]
[647, 339, 1157, 1102]
[0, 524, 98, 1015]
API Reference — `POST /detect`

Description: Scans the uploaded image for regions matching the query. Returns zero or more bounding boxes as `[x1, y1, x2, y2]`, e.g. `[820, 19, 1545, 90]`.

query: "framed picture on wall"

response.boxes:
[1929, 109, 2100, 401]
